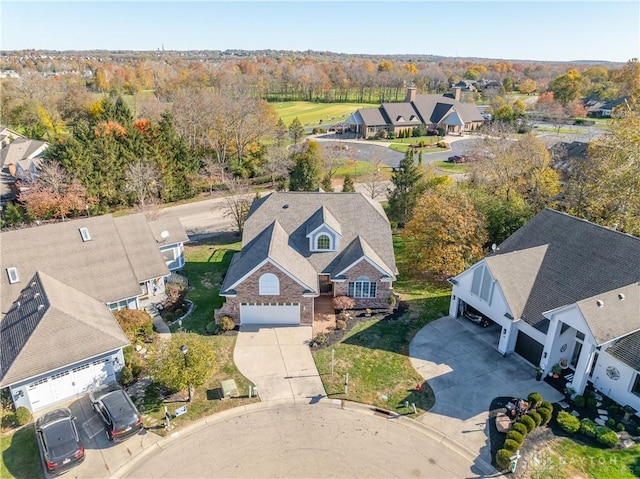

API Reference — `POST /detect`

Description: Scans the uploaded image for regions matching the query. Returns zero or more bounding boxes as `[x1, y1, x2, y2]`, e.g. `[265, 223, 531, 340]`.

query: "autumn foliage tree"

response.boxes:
[403, 187, 488, 278]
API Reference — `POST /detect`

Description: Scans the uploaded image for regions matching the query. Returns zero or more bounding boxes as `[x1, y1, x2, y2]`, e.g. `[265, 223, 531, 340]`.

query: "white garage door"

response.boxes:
[27, 358, 115, 411]
[240, 303, 300, 325]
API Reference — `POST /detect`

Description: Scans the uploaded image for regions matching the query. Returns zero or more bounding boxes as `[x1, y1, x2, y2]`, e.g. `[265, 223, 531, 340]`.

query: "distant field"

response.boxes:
[272, 101, 377, 129]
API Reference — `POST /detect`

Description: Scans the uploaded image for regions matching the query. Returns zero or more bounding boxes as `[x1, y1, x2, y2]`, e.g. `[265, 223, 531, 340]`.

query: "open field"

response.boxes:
[272, 101, 377, 129]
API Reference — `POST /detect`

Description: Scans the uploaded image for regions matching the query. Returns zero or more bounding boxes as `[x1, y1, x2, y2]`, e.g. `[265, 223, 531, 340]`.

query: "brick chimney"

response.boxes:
[452, 87, 461, 101]
[405, 86, 417, 103]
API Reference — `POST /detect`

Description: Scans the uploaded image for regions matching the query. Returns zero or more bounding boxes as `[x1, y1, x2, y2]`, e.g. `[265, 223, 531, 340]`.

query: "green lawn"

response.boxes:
[1, 426, 42, 479]
[431, 160, 469, 174]
[528, 439, 640, 479]
[389, 143, 448, 154]
[312, 235, 451, 414]
[272, 101, 377, 129]
[333, 160, 382, 179]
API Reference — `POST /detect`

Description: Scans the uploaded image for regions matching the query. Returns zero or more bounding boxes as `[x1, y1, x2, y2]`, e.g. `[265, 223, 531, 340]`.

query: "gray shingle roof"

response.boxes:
[1, 272, 129, 386]
[1, 214, 170, 308]
[491, 209, 640, 334]
[606, 330, 640, 371]
[148, 217, 190, 245]
[224, 192, 397, 293]
[412, 94, 484, 125]
[305, 206, 341, 236]
[380, 103, 422, 126]
[356, 108, 388, 126]
[576, 283, 640, 344]
[326, 235, 396, 279]
[0, 138, 48, 169]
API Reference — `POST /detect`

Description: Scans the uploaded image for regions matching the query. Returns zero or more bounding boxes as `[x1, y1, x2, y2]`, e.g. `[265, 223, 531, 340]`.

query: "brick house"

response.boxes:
[216, 192, 398, 326]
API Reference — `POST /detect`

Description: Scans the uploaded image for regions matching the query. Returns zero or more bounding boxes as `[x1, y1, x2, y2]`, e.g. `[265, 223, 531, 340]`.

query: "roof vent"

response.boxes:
[30, 280, 37, 287]
[618, 293, 625, 301]
[38, 304, 45, 311]
[282, 204, 289, 209]
[7, 267, 19, 284]
[79, 227, 91, 242]
[15, 301, 21, 310]
[596, 300, 604, 308]
[34, 292, 40, 299]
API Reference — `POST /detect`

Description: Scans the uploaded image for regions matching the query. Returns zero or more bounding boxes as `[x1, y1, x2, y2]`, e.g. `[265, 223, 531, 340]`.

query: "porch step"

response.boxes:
[564, 373, 574, 381]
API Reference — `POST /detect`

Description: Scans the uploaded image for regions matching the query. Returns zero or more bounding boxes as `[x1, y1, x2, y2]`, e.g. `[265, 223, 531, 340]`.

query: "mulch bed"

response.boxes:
[310, 301, 409, 349]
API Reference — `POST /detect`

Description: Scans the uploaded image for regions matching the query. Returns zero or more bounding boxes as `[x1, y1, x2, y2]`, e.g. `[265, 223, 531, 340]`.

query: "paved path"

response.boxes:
[112, 400, 493, 479]
[233, 326, 326, 403]
[410, 316, 563, 465]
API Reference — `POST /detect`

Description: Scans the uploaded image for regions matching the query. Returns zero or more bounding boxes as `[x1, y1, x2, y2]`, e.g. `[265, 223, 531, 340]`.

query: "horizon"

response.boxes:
[1, 1, 639, 63]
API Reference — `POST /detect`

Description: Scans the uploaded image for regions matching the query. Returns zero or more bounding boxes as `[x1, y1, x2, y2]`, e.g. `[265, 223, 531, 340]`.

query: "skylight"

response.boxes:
[79, 227, 91, 242]
[7, 267, 19, 284]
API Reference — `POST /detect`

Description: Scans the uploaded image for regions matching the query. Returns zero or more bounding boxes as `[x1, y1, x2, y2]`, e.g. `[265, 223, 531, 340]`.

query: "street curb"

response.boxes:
[109, 397, 498, 478]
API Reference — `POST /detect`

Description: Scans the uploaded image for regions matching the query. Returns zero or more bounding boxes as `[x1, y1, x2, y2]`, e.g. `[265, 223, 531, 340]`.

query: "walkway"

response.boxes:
[410, 315, 563, 465]
[233, 325, 326, 403]
[312, 296, 336, 336]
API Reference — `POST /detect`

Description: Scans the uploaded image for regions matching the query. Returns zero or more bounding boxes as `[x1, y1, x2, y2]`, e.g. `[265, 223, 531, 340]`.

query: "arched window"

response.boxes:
[316, 234, 331, 250]
[348, 275, 377, 298]
[259, 273, 280, 295]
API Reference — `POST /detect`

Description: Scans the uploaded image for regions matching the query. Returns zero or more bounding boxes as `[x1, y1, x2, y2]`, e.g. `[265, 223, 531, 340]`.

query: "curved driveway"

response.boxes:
[113, 401, 491, 478]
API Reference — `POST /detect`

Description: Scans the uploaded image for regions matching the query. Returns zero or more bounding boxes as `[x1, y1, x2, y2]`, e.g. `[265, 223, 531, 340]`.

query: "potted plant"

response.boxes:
[564, 386, 576, 401]
[551, 364, 562, 378]
[365, 308, 372, 317]
[534, 366, 543, 381]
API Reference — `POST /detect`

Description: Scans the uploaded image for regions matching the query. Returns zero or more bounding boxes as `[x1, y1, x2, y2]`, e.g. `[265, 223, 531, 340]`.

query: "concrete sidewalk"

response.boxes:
[233, 325, 326, 403]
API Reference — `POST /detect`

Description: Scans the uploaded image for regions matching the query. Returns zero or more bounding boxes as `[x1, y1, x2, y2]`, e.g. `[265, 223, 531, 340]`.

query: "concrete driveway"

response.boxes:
[234, 326, 326, 403]
[410, 315, 563, 465]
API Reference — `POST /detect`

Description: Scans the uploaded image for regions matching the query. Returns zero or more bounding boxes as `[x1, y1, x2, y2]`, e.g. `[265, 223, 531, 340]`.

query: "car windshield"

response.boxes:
[43, 420, 78, 460]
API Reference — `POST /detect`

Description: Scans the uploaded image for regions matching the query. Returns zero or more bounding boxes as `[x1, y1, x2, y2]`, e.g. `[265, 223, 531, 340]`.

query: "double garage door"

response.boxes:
[240, 303, 300, 325]
[26, 357, 115, 411]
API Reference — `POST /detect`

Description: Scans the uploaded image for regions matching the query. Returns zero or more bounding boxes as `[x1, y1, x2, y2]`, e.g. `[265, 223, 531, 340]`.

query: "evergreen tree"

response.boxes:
[342, 174, 355, 192]
[289, 140, 322, 191]
[321, 174, 334, 192]
[387, 149, 424, 227]
[418, 150, 424, 166]
[288, 117, 305, 144]
[275, 118, 288, 146]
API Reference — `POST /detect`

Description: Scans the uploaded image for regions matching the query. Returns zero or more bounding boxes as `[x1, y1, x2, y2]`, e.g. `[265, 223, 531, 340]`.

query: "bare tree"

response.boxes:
[200, 156, 223, 196]
[361, 159, 387, 200]
[125, 159, 162, 210]
[223, 179, 253, 235]
[261, 145, 292, 187]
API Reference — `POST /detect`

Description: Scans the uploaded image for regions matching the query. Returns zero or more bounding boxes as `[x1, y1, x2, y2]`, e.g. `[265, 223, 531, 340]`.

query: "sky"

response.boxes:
[1, 0, 639, 63]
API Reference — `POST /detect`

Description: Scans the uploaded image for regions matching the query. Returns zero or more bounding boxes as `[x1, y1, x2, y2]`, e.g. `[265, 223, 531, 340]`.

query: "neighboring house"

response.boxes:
[0, 213, 188, 412]
[148, 216, 190, 272]
[348, 86, 484, 138]
[0, 136, 48, 203]
[585, 96, 628, 118]
[216, 191, 397, 326]
[448, 209, 640, 415]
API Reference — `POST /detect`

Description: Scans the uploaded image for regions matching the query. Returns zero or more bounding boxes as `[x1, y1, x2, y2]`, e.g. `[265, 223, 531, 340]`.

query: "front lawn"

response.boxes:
[431, 160, 469, 174]
[0, 426, 42, 479]
[528, 439, 640, 479]
[312, 235, 451, 414]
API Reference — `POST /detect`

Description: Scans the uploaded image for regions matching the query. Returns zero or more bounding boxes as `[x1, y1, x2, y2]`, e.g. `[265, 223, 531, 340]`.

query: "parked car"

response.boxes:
[89, 383, 143, 442]
[447, 154, 467, 163]
[35, 408, 85, 475]
[463, 309, 491, 327]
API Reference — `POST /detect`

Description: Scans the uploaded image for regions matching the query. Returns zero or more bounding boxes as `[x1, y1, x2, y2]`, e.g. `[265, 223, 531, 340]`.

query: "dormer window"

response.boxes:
[79, 227, 91, 242]
[7, 267, 19, 284]
[317, 234, 331, 250]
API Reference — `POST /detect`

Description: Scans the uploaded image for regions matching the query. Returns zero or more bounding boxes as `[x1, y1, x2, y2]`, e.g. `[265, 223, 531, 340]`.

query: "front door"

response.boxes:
[319, 275, 333, 295]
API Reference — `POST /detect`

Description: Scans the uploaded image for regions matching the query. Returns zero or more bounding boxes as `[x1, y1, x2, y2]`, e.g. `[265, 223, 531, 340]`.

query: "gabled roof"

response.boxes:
[222, 192, 397, 293]
[380, 103, 423, 126]
[221, 220, 318, 294]
[0, 138, 48, 169]
[327, 235, 396, 280]
[606, 330, 640, 371]
[1, 272, 129, 386]
[412, 94, 484, 126]
[575, 283, 640, 344]
[485, 245, 548, 320]
[490, 209, 640, 333]
[305, 206, 342, 236]
[1, 214, 170, 308]
[356, 108, 388, 126]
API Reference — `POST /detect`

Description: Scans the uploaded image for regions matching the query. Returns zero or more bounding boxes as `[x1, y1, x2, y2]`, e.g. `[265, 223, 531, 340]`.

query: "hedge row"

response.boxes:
[557, 411, 620, 447]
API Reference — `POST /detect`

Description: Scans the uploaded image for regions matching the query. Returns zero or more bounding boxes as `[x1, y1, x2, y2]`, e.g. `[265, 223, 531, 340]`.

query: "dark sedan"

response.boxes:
[35, 408, 85, 475]
[90, 383, 143, 442]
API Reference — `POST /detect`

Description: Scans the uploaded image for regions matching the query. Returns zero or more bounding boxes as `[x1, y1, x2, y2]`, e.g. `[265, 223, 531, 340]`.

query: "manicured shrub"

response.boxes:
[616, 422, 625, 432]
[606, 418, 616, 428]
[539, 401, 553, 412]
[520, 414, 536, 433]
[596, 427, 620, 447]
[527, 392, 543, 409]
[506, 430, 524, 445]
[580, 418, 597, 438]
[164, 312, 175, 322]
[573, 395, 585, 407]
[557, 410, 580, 434]
[586, 397, 597, 410]
[113, 309, 153, 342]
[174, 308, 184, 317]
[219, 315, 235, 331]
[15, 406, 31, 426]
[608, 405, 619, 417]
[205, 321, 221, 335]
[119, 365, 133, 386]
[387, 295, 397, 309]
[584, 389, 595, 399]
[528, 411, 542, 427]
[538, 406, 552, 426]
[503, 439, 520, 453]
[512, 422, 528, 437]
[496, 449, 513, 470]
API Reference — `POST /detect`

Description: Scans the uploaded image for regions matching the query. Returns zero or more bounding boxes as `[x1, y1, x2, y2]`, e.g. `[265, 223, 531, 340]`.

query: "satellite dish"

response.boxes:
[160, 230, 170, 240]
[491, 243, 497, 252]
